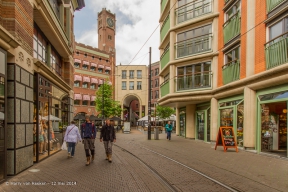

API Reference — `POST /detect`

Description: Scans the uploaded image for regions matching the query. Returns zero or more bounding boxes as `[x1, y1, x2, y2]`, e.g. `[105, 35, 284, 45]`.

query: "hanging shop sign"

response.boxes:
[215, 127, 238, 152]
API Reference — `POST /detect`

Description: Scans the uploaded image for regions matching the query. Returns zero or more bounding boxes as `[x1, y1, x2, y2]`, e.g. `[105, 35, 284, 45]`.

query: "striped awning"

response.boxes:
[74, 94, 82, 100]
[91, 78, 98, 84]
[74, 59, 81, 63]
[91, 63, 97, 67]
[83, 76, 90, 83]
[83, 61, 89, 65]
[74, 75, 82, 81]
[83, 95, 90, 101]
[108, 81, 112, 85]
[99, 79, 103, 84]
[105, 66, 111, 71]
[98, 65, 104, 69]
[91, 96, 96, 101]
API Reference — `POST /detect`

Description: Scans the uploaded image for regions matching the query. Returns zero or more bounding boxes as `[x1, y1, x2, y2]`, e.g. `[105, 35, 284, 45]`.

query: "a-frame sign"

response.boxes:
[215, 127, 238, 152]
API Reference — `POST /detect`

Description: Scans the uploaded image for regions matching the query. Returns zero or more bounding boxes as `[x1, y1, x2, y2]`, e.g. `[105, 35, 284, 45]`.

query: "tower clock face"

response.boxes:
[107, 18, 114, 28]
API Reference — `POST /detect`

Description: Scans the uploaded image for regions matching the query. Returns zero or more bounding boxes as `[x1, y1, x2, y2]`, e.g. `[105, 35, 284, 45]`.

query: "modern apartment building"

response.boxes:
[0, 0, 85, 180]
[158, 0, 288, 158]
[151, 61, 160, 106]
[115, 65, 148, 125]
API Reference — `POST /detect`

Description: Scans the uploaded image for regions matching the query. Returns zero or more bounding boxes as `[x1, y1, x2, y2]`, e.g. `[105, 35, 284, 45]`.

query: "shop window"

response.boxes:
[74, 100, 80, 105]
[74, 81, 80, 87]
[105, 70, 110, 75]
[82, 83, 88, 88]
[122, 82, 127, 90]
[82, 65, 88, 70]
[122, 70, 127, 79]
[90, 66, 96, 71]
[82, 101, 88, 106]
[179, 109, 186, 137]
[259, 91, 288, 101]
[98, 68, 103, 73]
[74, 63, 80, 68]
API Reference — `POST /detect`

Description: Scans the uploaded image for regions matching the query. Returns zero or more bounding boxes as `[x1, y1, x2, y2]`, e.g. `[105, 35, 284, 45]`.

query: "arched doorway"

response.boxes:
[122, 94, 145, 126]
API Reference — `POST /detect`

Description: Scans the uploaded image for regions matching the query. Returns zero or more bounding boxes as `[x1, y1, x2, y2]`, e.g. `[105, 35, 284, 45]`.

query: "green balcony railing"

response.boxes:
[0, 83, 4, 96]
[175, 72, 212, 91]
[161, 0, 168, 13]
[223, 13, 241, 44]
[160, 14, 170, 42]
[225, 0, 232, 4]
[160, 46, 170, 70]
[175, 0, 212, 24]
[160, 81, 170, 98]
[265, 33, 288, 70]
[175, 33, 212, 58]
[222, 60, 240, 85]
[266, 0, 285, 12]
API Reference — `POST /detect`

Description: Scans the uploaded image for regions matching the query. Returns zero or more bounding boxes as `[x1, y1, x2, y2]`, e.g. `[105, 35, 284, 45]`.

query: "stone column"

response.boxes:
[246, 0, 255, 77]
[243, 87, 256, 148]
[170, 0, 176, 28]
[210, 98, 218, 142]
[186, 104, 196, 139]
[65, 7, 71, 42]
[212, 56, 218, 89]
[176, 107, 180, 135]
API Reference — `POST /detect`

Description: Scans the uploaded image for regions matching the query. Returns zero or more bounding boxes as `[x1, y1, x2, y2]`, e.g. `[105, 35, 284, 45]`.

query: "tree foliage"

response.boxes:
[95, 81, 122, 118]
[156, 105, 175, 120]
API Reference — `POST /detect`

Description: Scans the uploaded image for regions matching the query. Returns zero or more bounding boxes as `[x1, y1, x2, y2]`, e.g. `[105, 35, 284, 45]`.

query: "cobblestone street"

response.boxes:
[0, 129, 287, 192]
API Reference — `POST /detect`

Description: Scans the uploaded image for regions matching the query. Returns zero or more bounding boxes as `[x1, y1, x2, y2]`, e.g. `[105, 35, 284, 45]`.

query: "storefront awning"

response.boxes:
[74, 75, 82, 81]
[83, 95, 90, 101]
[98, 65, 104, 69]
[91, 78, 98, 84]
[91, 96, 96, 101]
[83, 76, 90, 83]
[99, 79, 103, 84]
[83, 61, 89, 65]
[74, 59, 81, 63]
[105, 66, 111, 71]
[108, 81, 112, 85]
[74, 94, 82, 100]
[91, 63, 97, 67]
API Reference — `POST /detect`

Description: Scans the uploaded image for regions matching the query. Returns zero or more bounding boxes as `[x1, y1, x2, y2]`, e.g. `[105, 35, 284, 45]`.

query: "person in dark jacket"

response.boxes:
[100, 119, 116, 162]
[165, 121, 173, 140]
[81, 115, 96, 166]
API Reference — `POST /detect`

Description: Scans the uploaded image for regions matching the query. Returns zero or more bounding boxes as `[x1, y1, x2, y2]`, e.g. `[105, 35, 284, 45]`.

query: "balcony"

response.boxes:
[175, 72, 212, 92]
[265, 33, 288, 70]
[161, 0, 168, 13]
[266, 0, 285, 12]
[175, 0, 212, 25]
[222, 60, 240, 85]
[225, 0, 232, 4]
[160, 81, 170, 98]
[160, 14, 170, 42]
[160, 47, 170, 70]
[175, 34, 212, 59]
[223, 13, 241, 44]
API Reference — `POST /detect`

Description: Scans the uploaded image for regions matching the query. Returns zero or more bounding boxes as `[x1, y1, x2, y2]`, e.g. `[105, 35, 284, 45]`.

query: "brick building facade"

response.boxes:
[0, 0, 85, 181]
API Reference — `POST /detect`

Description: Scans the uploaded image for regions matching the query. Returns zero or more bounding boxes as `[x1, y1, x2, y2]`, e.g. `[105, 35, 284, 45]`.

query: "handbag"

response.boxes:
[61, 141, 67, 150]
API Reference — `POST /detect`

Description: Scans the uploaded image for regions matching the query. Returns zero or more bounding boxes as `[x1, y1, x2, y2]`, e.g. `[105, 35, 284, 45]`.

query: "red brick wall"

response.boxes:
[254, 0, 267, 74]
[240, 0, 247, 79]
[1, 0, 33, 55]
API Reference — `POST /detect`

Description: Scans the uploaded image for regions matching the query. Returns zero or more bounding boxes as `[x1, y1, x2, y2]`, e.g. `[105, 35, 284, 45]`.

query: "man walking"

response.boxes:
[165, 121, 173, 140]
[81, 115, 96, 166]
[100, 119, 116, 163]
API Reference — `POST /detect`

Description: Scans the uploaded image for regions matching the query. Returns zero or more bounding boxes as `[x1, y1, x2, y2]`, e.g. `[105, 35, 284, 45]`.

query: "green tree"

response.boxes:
[95, 80, 122, 118]
[156, 105, 175, 120]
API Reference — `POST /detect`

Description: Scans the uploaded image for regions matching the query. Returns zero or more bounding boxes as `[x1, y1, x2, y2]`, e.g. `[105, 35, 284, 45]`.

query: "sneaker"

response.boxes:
[68, 152, 71, 158]
[71, 156, 74, 158]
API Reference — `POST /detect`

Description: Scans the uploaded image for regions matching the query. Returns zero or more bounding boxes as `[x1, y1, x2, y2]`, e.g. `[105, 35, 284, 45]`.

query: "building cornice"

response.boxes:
[0, 26, 20, 50]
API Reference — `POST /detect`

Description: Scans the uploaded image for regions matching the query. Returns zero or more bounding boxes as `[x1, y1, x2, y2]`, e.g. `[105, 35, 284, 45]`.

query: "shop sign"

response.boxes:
[215, 127, 238, 152]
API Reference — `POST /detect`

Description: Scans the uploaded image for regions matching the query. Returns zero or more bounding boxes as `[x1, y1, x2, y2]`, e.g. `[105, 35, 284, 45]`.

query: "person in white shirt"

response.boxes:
[64, 121, 82, 158]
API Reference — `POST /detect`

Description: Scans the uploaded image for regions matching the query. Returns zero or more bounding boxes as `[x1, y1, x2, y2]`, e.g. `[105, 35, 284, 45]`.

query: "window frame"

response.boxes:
[129, 81, 134, 90]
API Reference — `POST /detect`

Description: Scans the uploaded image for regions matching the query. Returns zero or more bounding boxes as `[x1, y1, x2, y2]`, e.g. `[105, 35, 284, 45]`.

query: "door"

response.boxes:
[196, 112, 205, 140]
[180, 113, 186, 137]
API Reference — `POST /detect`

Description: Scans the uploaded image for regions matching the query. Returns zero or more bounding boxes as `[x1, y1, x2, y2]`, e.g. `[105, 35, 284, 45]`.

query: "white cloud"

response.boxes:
[74, 0, 160, 65]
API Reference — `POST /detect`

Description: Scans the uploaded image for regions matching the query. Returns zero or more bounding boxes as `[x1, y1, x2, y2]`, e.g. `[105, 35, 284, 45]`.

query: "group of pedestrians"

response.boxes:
[63, 115, 116, 166]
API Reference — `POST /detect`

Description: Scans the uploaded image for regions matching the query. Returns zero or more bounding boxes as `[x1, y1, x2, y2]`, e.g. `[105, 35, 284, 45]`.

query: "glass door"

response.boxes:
[180, 113, 186, 137]
[196, 111, 205, 140]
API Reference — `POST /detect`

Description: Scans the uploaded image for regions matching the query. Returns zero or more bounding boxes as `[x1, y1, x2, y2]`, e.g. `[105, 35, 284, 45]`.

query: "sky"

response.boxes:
[74, 0, 160, 65]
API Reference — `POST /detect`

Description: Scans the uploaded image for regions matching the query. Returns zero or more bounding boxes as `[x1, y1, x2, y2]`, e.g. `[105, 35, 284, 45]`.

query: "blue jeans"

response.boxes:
[67, 142, 76, 156]
[167, 131, 171, 140]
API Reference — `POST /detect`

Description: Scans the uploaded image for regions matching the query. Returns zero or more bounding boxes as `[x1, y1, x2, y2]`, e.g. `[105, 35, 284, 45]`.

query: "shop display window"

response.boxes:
[196, 112, 205, 140]
[179, 108, 186, 137]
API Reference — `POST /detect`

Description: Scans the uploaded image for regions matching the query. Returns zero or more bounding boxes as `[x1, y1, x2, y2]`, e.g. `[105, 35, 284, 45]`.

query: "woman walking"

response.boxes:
[165, 121, 173, 140]
[64, 121, 82, 158]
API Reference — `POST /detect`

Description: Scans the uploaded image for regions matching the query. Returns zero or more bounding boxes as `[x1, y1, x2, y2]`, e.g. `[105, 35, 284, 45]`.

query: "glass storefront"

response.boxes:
[219, 98, 244, 147]
[179, 108, 186, 137]
[258, 90, 288, 158]
[34, 74, 70, 162]
[0, 49, 6, 182]
[196, 104, 211, 142]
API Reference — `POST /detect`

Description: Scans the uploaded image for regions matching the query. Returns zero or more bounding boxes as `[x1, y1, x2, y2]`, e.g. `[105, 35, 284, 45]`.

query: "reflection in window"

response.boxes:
[259, 91, 288, 101]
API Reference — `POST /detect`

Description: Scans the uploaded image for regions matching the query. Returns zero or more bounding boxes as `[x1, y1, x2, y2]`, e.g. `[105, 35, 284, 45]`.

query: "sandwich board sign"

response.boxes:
[215, 127, 238, 152]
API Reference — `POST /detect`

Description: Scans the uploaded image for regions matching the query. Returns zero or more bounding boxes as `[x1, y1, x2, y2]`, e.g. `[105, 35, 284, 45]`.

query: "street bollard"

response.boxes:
[154, 127, 159, 140]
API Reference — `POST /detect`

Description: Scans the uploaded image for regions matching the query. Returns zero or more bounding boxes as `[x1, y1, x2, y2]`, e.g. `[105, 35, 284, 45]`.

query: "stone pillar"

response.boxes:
[186, 104, 196, 139]
[176, 107, 180, 135]
[212, 56, 218, 89]
[243, 87, 256, 148]
[65, 7, 71, 42]
[170, 0, 176, 28]
[246, 0, 256, 77]
[210, 98, 218, 142]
